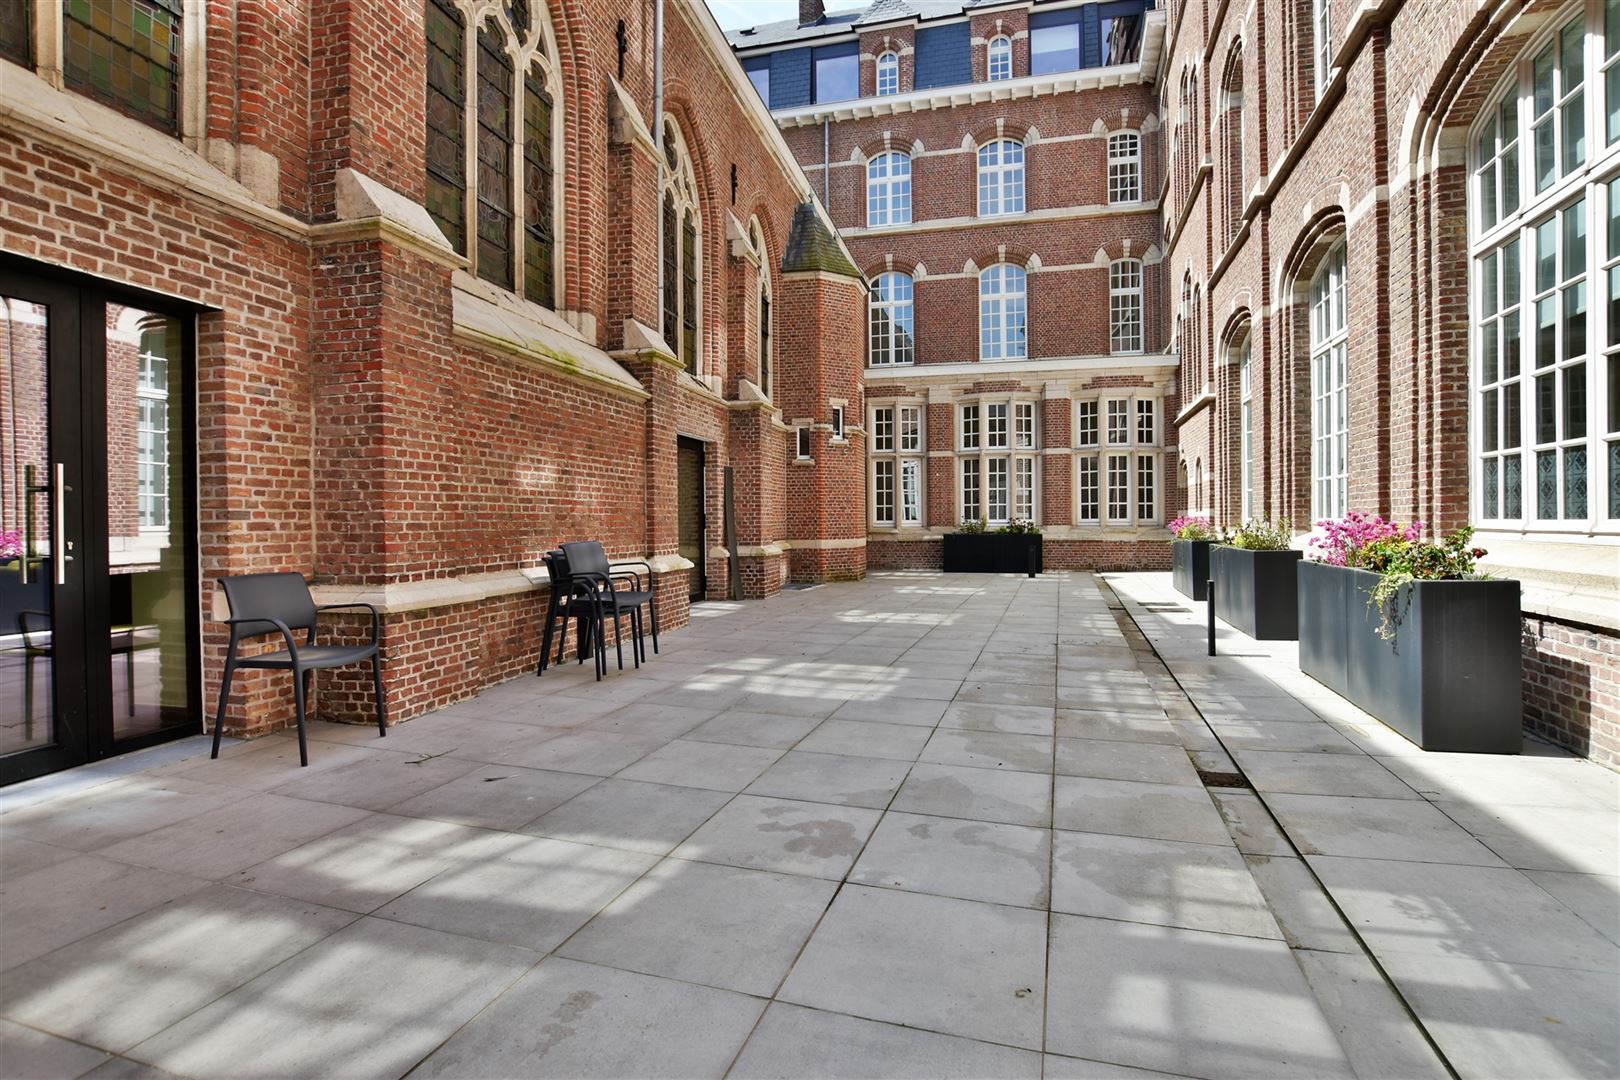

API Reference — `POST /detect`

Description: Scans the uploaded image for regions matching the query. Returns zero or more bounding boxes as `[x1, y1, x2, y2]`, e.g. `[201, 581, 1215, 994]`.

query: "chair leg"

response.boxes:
[613, 606, 625, 671]
[632, 607, 644, 666]
[648, 592, 660, 655]
[292, 667, 310, 767]
[211, 643, 238, 759]
[596, 610, 607, 680]
[125, 641, 135, 716]
[537, 596, 555, 677]
[372, 653, 388, 738]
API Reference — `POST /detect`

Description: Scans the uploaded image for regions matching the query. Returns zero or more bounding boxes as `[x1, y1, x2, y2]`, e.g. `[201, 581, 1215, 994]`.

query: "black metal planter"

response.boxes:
[941, 533, 1043, 574]
[1298, 562, 1522, 753]
[1211, 546, 1302, 640]
[1171, 539, 1212, 600]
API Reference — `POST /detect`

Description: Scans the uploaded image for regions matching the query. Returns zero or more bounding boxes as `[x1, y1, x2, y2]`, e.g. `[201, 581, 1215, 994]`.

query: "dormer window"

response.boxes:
[988, 36, 1012, 81]
[876, 51, 899, 95]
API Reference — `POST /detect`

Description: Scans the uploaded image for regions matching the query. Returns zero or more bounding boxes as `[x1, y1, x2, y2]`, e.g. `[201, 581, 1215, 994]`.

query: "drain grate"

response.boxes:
[1198, 770, 1250, 789]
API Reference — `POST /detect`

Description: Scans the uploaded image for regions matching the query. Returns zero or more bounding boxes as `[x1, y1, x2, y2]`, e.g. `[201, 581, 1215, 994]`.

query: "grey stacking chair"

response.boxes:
[559, 541, 658, 676]
[211, 572, 386, 766]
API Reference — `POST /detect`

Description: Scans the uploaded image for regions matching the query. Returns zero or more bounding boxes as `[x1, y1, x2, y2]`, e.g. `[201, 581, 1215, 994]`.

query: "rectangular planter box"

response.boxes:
[1211, 545, 1302, 640]
[941, 533, 1043, 574]
[1171, 539, 1212, 600]
[1298, 562, 1523, 753]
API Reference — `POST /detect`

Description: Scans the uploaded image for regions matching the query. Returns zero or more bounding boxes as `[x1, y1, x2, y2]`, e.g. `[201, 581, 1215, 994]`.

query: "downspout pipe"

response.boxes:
[822, 116, 830, 205]
[654, 0, 665, 340]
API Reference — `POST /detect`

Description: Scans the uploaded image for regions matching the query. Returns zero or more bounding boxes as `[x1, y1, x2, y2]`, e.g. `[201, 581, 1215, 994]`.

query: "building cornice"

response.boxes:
[871, 354, 1177, 382]
[840, 199, 1161, 241]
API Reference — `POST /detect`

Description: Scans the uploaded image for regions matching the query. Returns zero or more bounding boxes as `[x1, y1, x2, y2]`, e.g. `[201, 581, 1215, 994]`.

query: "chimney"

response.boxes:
[800, 0, 825, 25]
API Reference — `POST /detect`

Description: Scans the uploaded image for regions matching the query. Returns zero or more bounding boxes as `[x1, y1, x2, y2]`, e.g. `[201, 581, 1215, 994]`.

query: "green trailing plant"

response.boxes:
[955, 518, 988, 534]
[1355, 525, 1488, 642]
[996, 517, 1041, 535]
[1227, 518, 1293, 551]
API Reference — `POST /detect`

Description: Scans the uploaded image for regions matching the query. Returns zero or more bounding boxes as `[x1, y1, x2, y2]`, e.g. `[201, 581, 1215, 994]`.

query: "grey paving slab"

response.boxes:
[375, 834, 657, 952]
[267, 747, 480, 811]
[385, 763, 598, 831]
[745, 750, 909, 809]
[1522, 870, 1620, 946]
[796, 719, 933, 761]
[168, 738, 376, 790]
[412, 957, 764, 1078]
[1375, 752, 1620, 811]
[617, 733, 786, 786]
[1041, 1055, 1200, 1079]
[1434, 799, 1620, 875]
[849, 810, 1050, 908]
[1231, 749, 1421, 800]
[0, 855, 209, 972]
[0, 837, 81, 880]
[493, 730, 666, 775]
[955, 681, 1057, 709]
[585, 701, 718, 740]
[672, 794, 880, 879]
[1377, 952, 1620, 1080]
[1052, 777, 1231, 846]
[1055, 738, 1201, 787]
[1045, 913, 1355, 1080]
[1204, 720, 1361, 754]
[0, 1017, 109, 1079]
[0, 885, 354, 1052]
[1054, 710, 1177, 744]
[1208, 790, 1294, 857]
[93, 793, 371, 879]
[126, 917, 534, 1080]
[1266, 794, 1509, 866]
[892, 762, 1052, 827]
[778, 884, 1047, 1050]
[920, 729, 1054, 772]
[558, 859, 836, 996]
[1292, 949, 1452, 1080]
[76, 1056, 181, 1079]
[1241, 854, 1362, 954]
[937, 702, 1055, 736]
[0, 775, 245, 852]
[1051, 830, 1281, 939]
[730, 1002, 1042, 1080]
[1308, 855, 1620, 972]
[523, 778, 730, 854]
[829, 697, 951, 727]
[733, 691, 847, 718]
[683, 710, 823, 749]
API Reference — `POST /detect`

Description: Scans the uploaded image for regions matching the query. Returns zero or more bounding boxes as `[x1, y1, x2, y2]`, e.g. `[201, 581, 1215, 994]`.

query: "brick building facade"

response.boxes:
[731, 0, 1183, 572]
[0, 0, 866, 774]
[1161, 0, 1619, 768]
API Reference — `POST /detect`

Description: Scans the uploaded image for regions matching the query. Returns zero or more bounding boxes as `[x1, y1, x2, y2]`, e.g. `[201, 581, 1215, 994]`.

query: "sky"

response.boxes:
[705, 0, 868, 32]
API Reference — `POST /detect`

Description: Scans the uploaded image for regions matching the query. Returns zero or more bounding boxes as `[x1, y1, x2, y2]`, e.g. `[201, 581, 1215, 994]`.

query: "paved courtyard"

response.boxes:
[0, 572, 1615, 1079]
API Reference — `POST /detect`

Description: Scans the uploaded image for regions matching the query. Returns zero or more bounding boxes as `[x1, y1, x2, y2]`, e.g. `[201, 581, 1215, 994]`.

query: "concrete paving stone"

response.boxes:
[1308, 855, 1620, 972]
[167, 738, 376, 790]
[1292, 949, 1452, 1080]
[920, 729, 1054, 772]
[939, 702, 1055, 736]
[1053, 686, 1166, 716]
[1170, 719, 1223, 752]
[558, 859, 836, 996]
[879, 677, 965, 702]
[125, 916, 534, 1080]
[892, 762, 1052, 827]
[964, 662, 1057, 687]
[1325, 719, 1429, 758]
[1193, 696, 1329, 723]
[340, 715, 545, 760]
[849, 810, 1050, 908]
[1204, 721, 1361, 755]
[1052, 777, 1231, 846]
[76, 1057, 182, 1079]
[1055, 739, 1201, 787]
[1241, 854, 1362, 954]
[1052, 829, 1280, 939]
[954, 681, 1056, 709]
[1374, 752, 1620, 810]
[267, 748, 480, 812]
[637, 685, 753, 713]
[491, 730, 666, 776]
[615, 739, 784, 792]
[1376, 952, 1620, 1080]
[1044, 913, 1355, 1080]
[0, 775, 246, 852]
[0, 1018, 109, 1079]
[1231, 749, 1421, 800]
[0, 855, 209, 972]
[1041, 1055, 1201, 1079]
[1054, 710, 1176, 744]
[1209, 790, 1294, 856]
[384, 764, 599, 831]
[1433, 800, 1620, 875]
[374, 834, 656, 952]
[502, 694, 626, 728]
[829, 697, 951, 727]
[585, 702, 718, 740]
[745, 750, 909, 809]
[1522, 870, 1620, 946]
[1266, 794, 1509, 866]
[683, 711, 823, 749]
[411, 957, 764, 1079]
[733, 691, 847, 718]
[730, 1002, 1042, 1080]
[672, 795, 880, 879]
[0, 837, 79, 880]
[557, 676, 665, 705]
[0, 884, 355, 1051]
[796, 719, 933, 761]
[226, 812, 518, 913]
[521, 779, 730, 855]
[778, 884, 1047, 1050]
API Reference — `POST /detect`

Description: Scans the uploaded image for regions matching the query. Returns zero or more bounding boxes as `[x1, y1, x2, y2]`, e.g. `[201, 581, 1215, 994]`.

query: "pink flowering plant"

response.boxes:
[0, 529, 22, 562]
[1311, 512, 1489, 640]
[1168, 515, 1221, 541]
[1307, 511, 1422, 568]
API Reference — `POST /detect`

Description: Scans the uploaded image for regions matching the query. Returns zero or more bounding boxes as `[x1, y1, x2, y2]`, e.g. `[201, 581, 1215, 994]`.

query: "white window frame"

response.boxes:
[869, 271, 915, 366]
[136, 343, 170, 531]
[1110, 259, 1144, 354]
[1313, 0, 1333, 99]
[1239, 336, 1254, 521]
[1309, 241, 1350, 521]
[874, 458, 897, 526]
[1108, 131, 1142, 203]
[977, 138, 1026, 216]
[979, 263, 1028, 361]
[866, 150, 912, 227]
[1074, 393, 1162, 527]
[958, 396, 1039, 525]
[871, 400, 927, 528]
[831, 406, 846, 440]
[876, 50, 900, 96]
[796, 424, 812, 459]
[988, 35, 1012, 81]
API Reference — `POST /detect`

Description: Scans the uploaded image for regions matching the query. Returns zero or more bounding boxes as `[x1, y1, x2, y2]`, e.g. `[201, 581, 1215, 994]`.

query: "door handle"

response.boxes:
[20, 463, 48, 586]
[52, 463, 71, 586]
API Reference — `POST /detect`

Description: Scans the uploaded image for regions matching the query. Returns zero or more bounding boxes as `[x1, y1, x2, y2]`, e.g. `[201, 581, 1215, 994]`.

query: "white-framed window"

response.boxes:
[876, 50, 900, 96]
[979, 263, 1028, 360]
[870, 402, 926, 528]
[796, 425, 812, 459]
[1239, 336, 1254, 520]
[962, 458, 981, 520]
[1106, 398, 1130, 445]
[874, 459, 896, 525]
[1077, 400, 1099, 446]
[867, 151, 912, 227]
[900, 405, 922, 450]
[1015, 402, 1036, 448]
[961, 403, 981, 449]
[1136, 398, 1157, 444]
[832, 406, 846, 440]
[987, 402, 1009, 447]
[1110, 259, 1144, 354]
[1077, 455, 1100, 521]
[872, 405, 895, 451]
[1108, 132, 1141, 203]
[1310, 241, 1350, 520]
[869, 271, 915, 366]
[136, 329, 170, 530]
[1075, 393, 1161, 526]
[988, 35, 1012, 81]
[959, 397, 1039, 524]
[1471, 1, 1620, 532]
[977, 138, 1026, 216]
[1313, 0, 1333, 98]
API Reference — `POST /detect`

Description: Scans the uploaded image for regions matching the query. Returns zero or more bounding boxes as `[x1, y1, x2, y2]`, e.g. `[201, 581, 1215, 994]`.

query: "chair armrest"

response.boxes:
[568, 570, 616, 602]
[610, 561, 654, 590]
[18, 609, 49, 649]
[317, 602, 382, 645]
[224, 615, 303, 659]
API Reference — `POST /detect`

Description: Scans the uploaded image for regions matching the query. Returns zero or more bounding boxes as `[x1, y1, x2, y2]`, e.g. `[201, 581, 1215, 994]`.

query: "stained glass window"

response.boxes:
[475, 25, 515, 290]
[523, 67, 554, 307]
[0, 0, 30, 68]
[425, 0, 466, 255]
[63, 0, 182, 133]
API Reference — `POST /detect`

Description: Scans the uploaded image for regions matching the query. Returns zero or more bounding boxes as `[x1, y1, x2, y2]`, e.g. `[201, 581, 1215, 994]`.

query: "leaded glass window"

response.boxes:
[475, 25, 515, 290]
[0, 0, 31, 67]
[523, 68, 555, 307]
[63, 0, 182, 133]
[426, 0, 467, 255]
